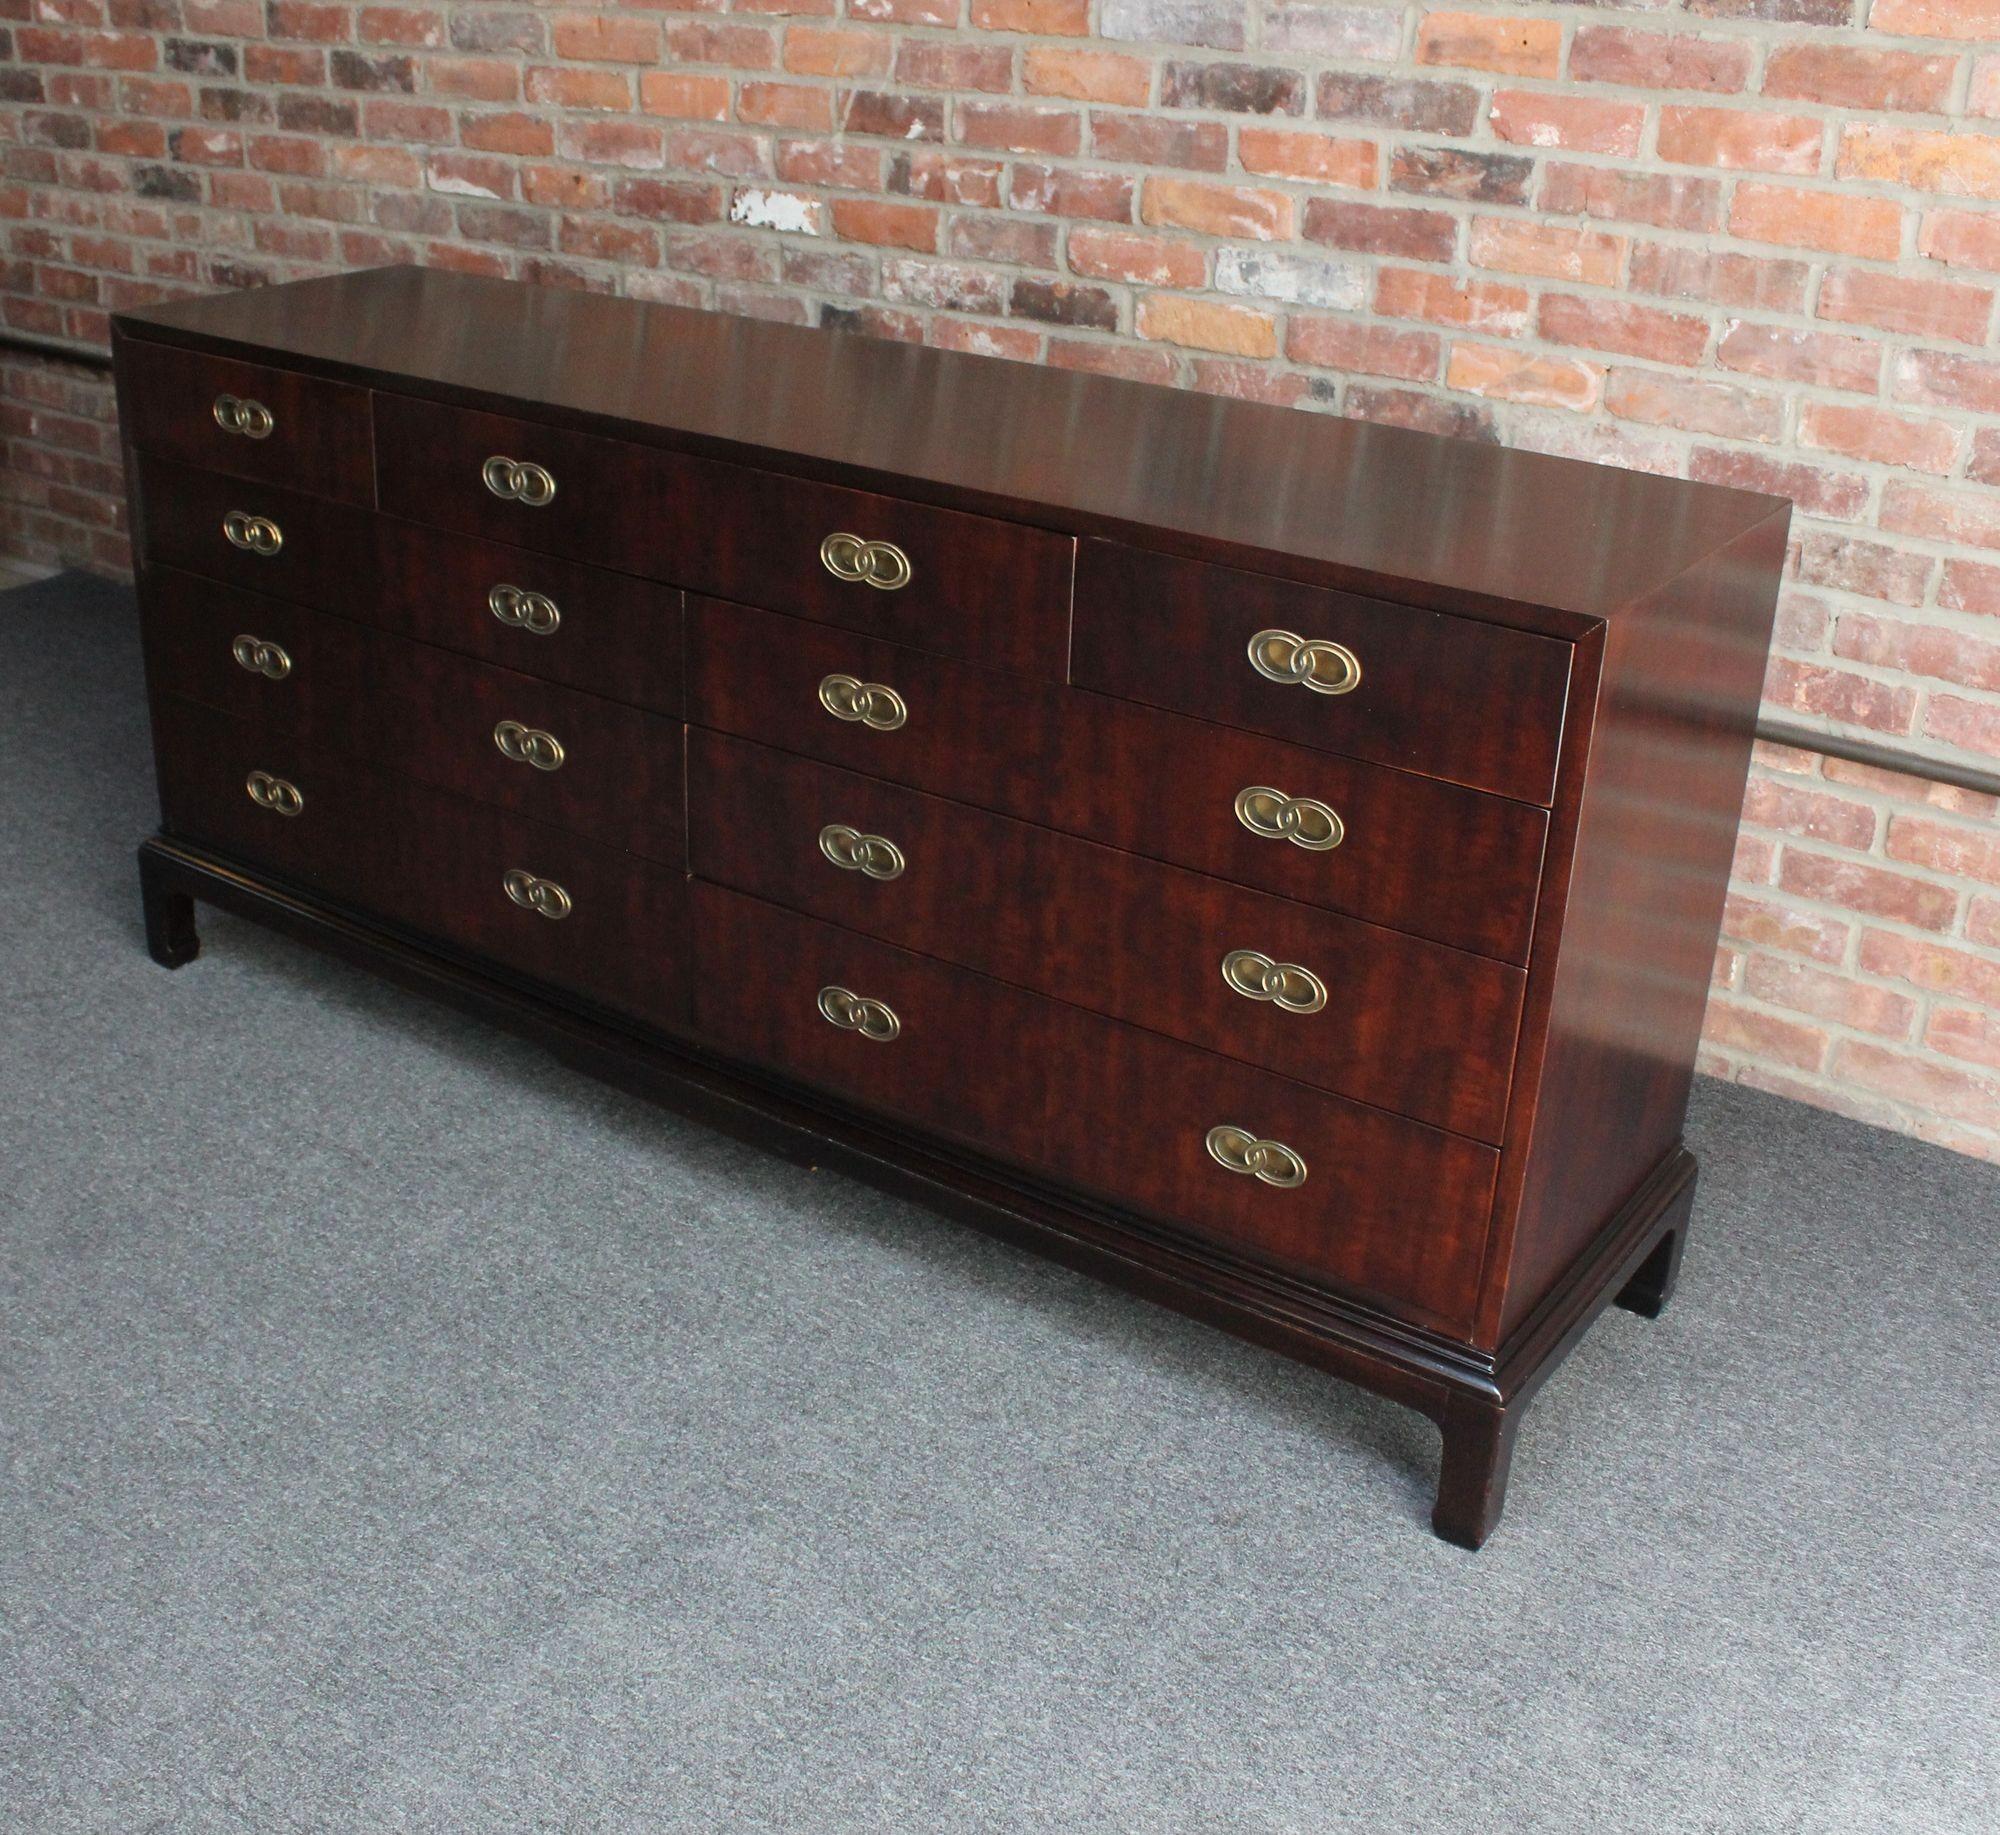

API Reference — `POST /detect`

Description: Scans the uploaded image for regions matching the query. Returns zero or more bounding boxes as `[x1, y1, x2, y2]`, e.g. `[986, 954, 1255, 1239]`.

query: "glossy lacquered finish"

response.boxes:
[374, 393, 1076, 678]
[117, 267, 1790, 1548]
[686, 597, 1547, 963]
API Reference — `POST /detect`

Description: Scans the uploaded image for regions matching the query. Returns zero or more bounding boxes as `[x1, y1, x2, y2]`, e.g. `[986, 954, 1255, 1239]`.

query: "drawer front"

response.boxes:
[1071, 541, 1573, 805]
[691, 882, 1051, 1165]
[688, 732, 1523, 1141]
[118, 337, 374, 505]
[373, 393, 1075, 676]
[687, 596, 1547, 964]
[1042, 1014, 1498, 1337]
[142, 568, 685, 867]
[151, 694, 687, 1028]
[135, 455, 378, 608]
[373, 518, 681, 717]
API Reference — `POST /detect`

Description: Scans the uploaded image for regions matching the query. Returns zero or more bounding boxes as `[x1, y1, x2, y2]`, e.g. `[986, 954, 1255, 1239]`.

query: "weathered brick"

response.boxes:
[1539, 295, 1709, 365]
[1490, 92, 1644, 158]
[1135, 294, 1275, 355]
[1023, 51, 1148, 107]
[639, 75, 730, 124]
[1798, 533, 1934, 607]
[1161, 62, 1303, 116]
[970, 0, 1090, 32]
[1305, 199, 1455, 261]
[1763, 657, 1917, 735]
[1745, 958, 1915, 1038]
[1008, 276, 1118, 330]
[1800, 404, 1961, 476]
[1702, 1001, 1829, 1073]
[1722, 892, 1852, 963]
[1237, 128, 1374, 187]
[842, 92, 945, 141]
[1719, 320, 1880, 393]
[1469, 217, 1624, 286]
[1099, 0, 1244, 50]
[1090, 113, 1226, 171]
[1262, 4, 1401, 60]
[552, 16, 661, 65]
[1571, 26, 1751, 94]
[1764, 43, 1956, 113]
[1008, 164, 1135, 221]
[1046, 338, 1177, 384]
[1658, 107, 1823, 176]
[888, 150, 1001, 206]
[1375, 268, 1529, 337]
[1728, 183, 1902, 259]
[1883, 481, 2000, 554]
[1780, 851, 1956, 931]
[1390, 146, 1532, 205]
[1606, 371, 1783, 442]
[1871, 0, 2000, 38]
[1630, 244, 1807, 314]
[830, 197, 938, 250]
[1839, 125, 2000, 201]
[1415, 12, 1559, 79]
[1141, 177, 1293, 242]
[1215, 248, 1366, 309]
[1925, 695, 2000, 758]
[1068, 227, 1204, 288]
[786, 25, 893, 78]
[958, 103, 1082, 157]
[1315, 74, 1478, 136]
[1287, 317, 1439, 381]
[1822, 269, 1993, 347]
[1540, 165, 1722, 233]
[1447, 343, 1604, 412]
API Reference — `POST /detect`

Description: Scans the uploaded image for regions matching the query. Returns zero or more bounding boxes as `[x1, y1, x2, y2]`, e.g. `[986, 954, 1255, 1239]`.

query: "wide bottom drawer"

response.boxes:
[152, 694, 686, 1030]
[689, 884, 1495, 1335]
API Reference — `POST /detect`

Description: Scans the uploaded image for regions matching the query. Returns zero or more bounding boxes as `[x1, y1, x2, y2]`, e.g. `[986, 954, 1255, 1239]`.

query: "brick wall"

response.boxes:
[4, 1, 2000, 1160]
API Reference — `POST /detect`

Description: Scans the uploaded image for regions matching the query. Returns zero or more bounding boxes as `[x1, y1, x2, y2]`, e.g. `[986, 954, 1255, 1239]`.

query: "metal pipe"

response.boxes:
[0, 327, 114, 370]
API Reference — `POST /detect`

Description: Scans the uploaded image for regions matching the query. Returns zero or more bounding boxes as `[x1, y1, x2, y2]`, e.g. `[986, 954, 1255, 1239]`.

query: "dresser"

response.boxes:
[114, 267, 1787, 1546]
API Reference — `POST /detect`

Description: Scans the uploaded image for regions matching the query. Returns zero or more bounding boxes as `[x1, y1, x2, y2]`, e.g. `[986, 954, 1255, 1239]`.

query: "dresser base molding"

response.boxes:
[138, 836, 1693, 1548]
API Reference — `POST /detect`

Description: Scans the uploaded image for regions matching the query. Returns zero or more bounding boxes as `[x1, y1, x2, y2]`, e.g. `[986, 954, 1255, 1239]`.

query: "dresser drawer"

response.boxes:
[690, 884, 1051, 1165]
[152, 694, 686, 1029]
[374, 518, 681, 716]
[373, 393, 1074, 676]
[117, 336, 375, 506]
[688, 596, 1546, 964]
[1041, 1014, 1498, 1337]
[1071, 541, 1573, 806]
[135, 456, 377, 607]
[142, 568, 685, 867]
[688, 732, 1522, 1141]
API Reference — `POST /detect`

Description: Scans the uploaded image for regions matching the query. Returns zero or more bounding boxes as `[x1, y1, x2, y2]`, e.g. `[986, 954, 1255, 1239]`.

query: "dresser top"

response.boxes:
[116, 265, 1786, 638]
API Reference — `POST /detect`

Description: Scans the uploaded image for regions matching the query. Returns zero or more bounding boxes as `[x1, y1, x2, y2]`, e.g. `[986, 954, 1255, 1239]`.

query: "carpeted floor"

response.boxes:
[1, 571, 1995, 1832]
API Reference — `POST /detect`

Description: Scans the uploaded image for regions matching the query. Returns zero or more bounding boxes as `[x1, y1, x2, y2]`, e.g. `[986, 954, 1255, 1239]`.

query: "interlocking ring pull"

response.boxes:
[222, 510, 283, 556]
[1246, 628, 1362, 696]
[819, 823, 905, 881]
[818, 984, 901, 1041]
[481, 455, 557, 507]
[1221, 948, 1328, 1015]
[1205, 1124, 1308, 1188]
[502, 867, 572, 920]
[1234, 785, 1344, 852]
[212, 393, 274, 439]
[488, 583, 561, 636]
[818, 672, 908, 731]
[820, 531, 912, 592]
[230, 633, 292, 680]
[244, 770, 303, 817]
[493, 719, 566, 772]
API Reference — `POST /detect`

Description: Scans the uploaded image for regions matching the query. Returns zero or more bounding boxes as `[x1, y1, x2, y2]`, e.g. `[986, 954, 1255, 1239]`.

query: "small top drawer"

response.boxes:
[1071, 541, 1574, 805]
[116, 337, 374, 506]
[373, 392, 1075, 678]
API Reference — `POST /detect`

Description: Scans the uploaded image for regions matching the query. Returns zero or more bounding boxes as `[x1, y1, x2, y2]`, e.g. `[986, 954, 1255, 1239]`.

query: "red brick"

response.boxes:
[1895, 349, 2000, 414]
[359, 8, 444, 48]
[1303, 199, 1455, 261]
[665, 24, 778, 68]
[1763, 657, 1917, 735]
[461, 112, 554, 158]
[1721, 893, 1852, 964]
[1882, 481, 2000, 554]
[931, 319, 1042, 361]
[1606, 371, 1783, 442]
[1469, 217, 1622, 284]
[959, 103, 1083, 158]
[898, 43, 1013, 92]
[1832, 1040, 2000, 1126]
[1702, 1001, 1828, 1072]
[1887, 815, 2000, 888]
[1630, 244, 1807, 313]
[1047, 338, 1178, 384]
[1942, 558, 2000, 618]
[552, 15, 660, 64]
[523, 66, 629, 111]
[1729, 183, 1902, 259]
[1779, 850, 1956, 931]
[783, 25, 890, 77]
[1659, 106, 1822, 175]
[639, 75, 730, 124]
[1490, 91, 1642, 158]
[1839, 125, 2000, 201]
[1717, 321, 1880, 394]
[970, 0, 1089, 30]
[1798, 534, 1933, 607]
[1921, 210, 2000, 275]
[1538, 294, 1709, 364]
[1024, 50, 1149, 106]
[1863, 928, 2000, 1010]
[1539, 165, 1722, 233]
[1374, 267, 1528, 336]
[891, 150, 1003, 206]
[1763, 43, 1956, 113]
[1821, 269, 1993, 347]
[430, 58, 518, 103]
[1415, 11, 1559, 78]
[1870, 0, 2000, 40]
[1571, 25, 1750, 94]
[1141, 177, 1293, 242]
[1091, 113, 1227, 171]
[781, 140, 884, 191]
[1068, 227, 1204, 288]
[1926, 695, 2000, 758]
[1236, 128, 1375, 187]
[737, 83, 834, 130]
[1446, 342, 1603, 412]
[1286, 318, 1440, 381]
[1188, 362, 1319, 409]
[1742, 775, 1880, 850]
[1135, 295, 1276, 357]
[1801, 403, 1961, 475]
[1007, 165, 1134, 221]
[1926, 1009, 2000, 1074]
[1744, 958, 1915, 1038]
[830, 197, 938, 251]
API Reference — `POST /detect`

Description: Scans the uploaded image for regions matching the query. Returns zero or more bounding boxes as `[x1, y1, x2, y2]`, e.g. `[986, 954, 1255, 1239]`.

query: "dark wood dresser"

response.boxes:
[113, 267, 1787, 1546]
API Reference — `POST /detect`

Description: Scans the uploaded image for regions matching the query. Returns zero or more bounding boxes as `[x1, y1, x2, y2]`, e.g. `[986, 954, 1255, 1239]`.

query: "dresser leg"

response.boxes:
[1614, 1223, 1687, 1320]
[1431, 1393, 1520, 1550]
[140, 848, 200, 968]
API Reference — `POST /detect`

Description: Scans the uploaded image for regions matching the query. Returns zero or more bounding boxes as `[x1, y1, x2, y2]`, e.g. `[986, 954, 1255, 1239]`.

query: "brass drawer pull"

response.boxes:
[1247, 628, 1362, 696]
[818, 984, 900, 1041]
[222, 510, 283, 557]
[819, 823, 905, 881]
[820, 531, 912, 591]
[493, 719, 565, 772]
[818, 672, 907, 731]
[502, 867, 571, 920]
[230, 633, 292, 680]
[212, 393, 274, 439]
[481, 455, 557, 506]
[1205, 1124, 1307, 1188]
[1221, 948, 1327, 1014]
[1234, 785, 1344, 852]
[488, 583, 561, 636]
[244, 769, 303, 817]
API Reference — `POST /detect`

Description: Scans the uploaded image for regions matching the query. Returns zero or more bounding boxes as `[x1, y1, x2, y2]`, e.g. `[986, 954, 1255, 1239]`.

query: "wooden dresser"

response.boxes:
[114, 267, 1787, 1546]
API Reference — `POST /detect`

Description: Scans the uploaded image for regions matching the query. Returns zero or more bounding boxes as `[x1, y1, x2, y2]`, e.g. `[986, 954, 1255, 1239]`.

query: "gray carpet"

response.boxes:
[1, 571, 1994, 1833]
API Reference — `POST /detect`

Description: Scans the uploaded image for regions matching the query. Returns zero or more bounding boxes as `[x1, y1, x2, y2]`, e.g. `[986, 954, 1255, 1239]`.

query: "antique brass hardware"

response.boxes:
[502, 867, 572, 920]
[230, 634, 292, 680]
[1221, 948, 1328, 1014]
[819, 823, 905, 881]
[493, 719, 565, 772]
[1247, 628, 1362, 696]
[481, 455, 557, 506]
[488, 583, 561, 636]
[1205, 1124, 1307, 1188]
[818, 672, 908, 731]
[222, 510, 283, 556]
[1234, 785, 1344, 852]
[244, 770, 303, 817]
[817, 984, 900, 1041]
[819, 531, 913, 591]
[211, 393, 274, 439]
